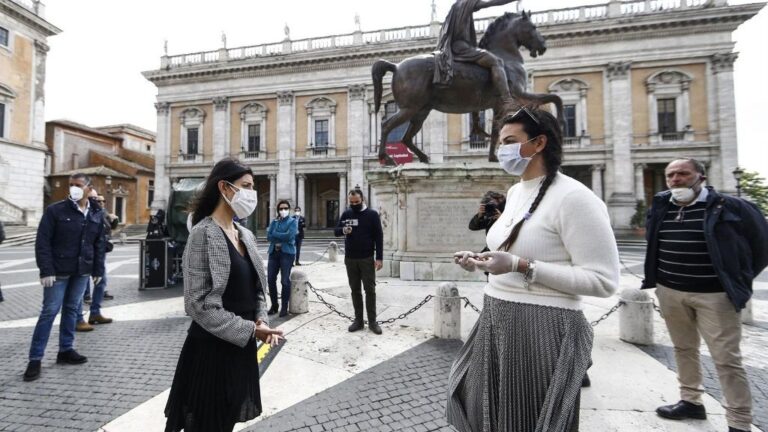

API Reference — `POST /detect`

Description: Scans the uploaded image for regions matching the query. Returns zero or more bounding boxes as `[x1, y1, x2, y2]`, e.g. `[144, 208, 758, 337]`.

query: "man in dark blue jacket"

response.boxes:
[335, 190, 384, 334]
[24, 173, 106, 382]
[642, 158, 767, 432]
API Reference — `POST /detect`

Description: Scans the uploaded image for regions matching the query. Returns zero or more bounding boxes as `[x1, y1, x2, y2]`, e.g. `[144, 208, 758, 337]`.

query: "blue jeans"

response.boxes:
[29, 275, 90, 361]
[78, 274, 107, 322]
[268, 250, 295, 310]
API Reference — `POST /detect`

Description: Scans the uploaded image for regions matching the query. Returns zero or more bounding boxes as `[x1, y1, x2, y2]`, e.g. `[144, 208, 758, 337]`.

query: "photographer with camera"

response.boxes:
[334, 190, 384, 335]
[468, 191, 506, 239]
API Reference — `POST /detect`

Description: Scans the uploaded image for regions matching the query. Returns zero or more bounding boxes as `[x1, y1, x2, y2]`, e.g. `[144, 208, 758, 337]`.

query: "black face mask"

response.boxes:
[351, 203, 363, 212]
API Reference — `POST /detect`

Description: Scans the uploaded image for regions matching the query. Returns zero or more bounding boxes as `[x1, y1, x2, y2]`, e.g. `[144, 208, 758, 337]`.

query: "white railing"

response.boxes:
[162, 0, 711, 69]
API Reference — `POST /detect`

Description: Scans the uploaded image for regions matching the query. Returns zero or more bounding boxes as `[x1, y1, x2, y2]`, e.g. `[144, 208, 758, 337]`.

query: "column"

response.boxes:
[338, 172, 347, 217]
[425, 111, 447, 163]
[635, 163, 646, 202]
[606, 61, 636, 231]
[212, 96, 229, 161]
[32, 41, 49, 147]
[276, 91, 295, 202]
[297, 174, 306, 212]
[311, 179, 319, 228]
[646, 83, 658, 145]
[348, 85, 367, 190]
[591, 165, 604, 201]
[268, 174, 277, 220]
[712, 53, 739, 193]
[306, 109, 312, 148]
[579, 88, 588, 135]
[152, 102, 171, 211]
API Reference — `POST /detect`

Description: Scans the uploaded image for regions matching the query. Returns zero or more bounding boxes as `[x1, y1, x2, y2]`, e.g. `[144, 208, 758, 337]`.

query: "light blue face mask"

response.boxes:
[496, 136, 539, 176]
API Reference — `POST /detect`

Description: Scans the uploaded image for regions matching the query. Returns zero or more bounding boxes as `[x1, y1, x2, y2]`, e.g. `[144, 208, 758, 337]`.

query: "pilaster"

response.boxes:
[152, 102, 171, 211]
[606, 61, 635, 230]
[276, 91, 295, 203]
[212, 96, 229, 162]
[712, 52, 739, 193]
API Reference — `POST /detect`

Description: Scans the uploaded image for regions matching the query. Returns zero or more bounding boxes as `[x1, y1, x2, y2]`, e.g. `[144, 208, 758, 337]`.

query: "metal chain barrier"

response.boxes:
[303, 245, 331, 266]
[307, 281, 434, 325]
[590, 300, 624, 327]
[460, 297, 482, 314]
[619, 255, 644, 280]
[651, 298, 663, 316]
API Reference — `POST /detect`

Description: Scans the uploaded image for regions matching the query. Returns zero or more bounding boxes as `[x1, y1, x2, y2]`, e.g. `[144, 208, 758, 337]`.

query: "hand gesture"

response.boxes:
[477, 204, 486, 217]
[342, 226, 353, 235]
[453, 251, 480, 272]
[474, 251, 520, 275]
[254, 320, 284, 347]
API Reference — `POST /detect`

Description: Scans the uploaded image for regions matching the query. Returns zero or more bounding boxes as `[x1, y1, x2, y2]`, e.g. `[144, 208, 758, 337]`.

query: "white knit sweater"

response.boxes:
[484, 172, 619, 310]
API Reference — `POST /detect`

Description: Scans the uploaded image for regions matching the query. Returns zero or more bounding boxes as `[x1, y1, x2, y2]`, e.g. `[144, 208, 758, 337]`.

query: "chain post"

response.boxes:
[590, 300, 624, 327]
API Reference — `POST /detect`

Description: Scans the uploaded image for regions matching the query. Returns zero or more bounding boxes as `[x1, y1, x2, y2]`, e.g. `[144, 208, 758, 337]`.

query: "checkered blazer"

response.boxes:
[183, 216, 269, 347]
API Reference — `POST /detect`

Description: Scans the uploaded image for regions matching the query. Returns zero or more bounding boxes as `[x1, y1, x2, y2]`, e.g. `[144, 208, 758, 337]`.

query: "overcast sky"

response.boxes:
[43, 0, 767, 176]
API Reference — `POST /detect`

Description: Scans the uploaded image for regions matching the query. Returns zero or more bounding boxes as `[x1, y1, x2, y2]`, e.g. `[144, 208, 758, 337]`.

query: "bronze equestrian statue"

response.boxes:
[372, 6, 563, 166]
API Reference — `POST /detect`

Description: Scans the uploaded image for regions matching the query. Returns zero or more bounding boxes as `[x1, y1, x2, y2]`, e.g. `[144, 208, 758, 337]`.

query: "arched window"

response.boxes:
[645, 70, 694, 144]
[179, 107, 205, 163]
[239, 102, 268, 160]
[0, 83, 16, 139]
[548, 78, 590, 147]
[305, 96, 337, 157]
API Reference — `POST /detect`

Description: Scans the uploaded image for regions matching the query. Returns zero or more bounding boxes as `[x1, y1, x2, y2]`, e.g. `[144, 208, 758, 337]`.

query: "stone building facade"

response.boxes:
[0, 0, 59, 225]
[144, 0, 762, 231]
[45, 120, 156, 225]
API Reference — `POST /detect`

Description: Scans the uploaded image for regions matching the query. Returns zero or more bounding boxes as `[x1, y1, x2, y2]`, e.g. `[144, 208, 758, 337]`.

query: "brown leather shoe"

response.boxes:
[76, 321, 94, 332]
[88, 314, 113, 325]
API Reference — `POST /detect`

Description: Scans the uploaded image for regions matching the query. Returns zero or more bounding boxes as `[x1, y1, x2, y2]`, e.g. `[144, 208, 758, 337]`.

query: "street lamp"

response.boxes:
[732, 167, 744, 198]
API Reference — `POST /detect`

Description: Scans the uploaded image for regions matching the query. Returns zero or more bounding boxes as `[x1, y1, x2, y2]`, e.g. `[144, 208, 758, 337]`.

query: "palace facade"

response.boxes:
[143, 0, 763, 231]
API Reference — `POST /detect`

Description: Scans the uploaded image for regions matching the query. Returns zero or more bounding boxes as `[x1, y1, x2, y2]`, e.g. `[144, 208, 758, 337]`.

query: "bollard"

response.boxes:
[619, 288, 654, 345]
[328, 241, 339, 263]
[434, 282, 461, 339]
[289, 270, 309, 314]
[741, 300, 753, 325]
[0, 282, 4, 302]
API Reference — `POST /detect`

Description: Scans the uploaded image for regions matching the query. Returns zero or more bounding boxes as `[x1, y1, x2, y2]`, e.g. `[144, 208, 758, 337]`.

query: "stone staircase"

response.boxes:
[0, 223, 37, 247]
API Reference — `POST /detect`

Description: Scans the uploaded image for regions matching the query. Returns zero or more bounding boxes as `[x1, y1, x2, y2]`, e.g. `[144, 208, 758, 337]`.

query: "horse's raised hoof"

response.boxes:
[488, 155, 499, 163]
[379, 156, 397, 167]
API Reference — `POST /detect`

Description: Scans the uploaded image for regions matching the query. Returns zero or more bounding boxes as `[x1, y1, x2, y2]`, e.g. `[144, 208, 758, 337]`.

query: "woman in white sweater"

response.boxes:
[447, 107, 620, 432]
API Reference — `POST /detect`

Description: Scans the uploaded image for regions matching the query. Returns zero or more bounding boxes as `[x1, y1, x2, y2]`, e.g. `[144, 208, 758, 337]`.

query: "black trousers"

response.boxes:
[344, 256, 376, 323]
[295, 237, 303, 263]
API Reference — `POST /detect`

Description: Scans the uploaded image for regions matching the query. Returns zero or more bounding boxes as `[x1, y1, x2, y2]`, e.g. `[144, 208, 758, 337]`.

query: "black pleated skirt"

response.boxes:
[165, 316, 262, 432]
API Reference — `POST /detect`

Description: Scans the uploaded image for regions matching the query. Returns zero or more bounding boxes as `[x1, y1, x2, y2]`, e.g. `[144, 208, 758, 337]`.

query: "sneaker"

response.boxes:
[88, 314, 113, 325]
[76, 321, 94, 332]
[348, 320, 364, 332]
[23, 360, 41, 382]
[56, 350, 88, 365]
[103, 291, 114, 300]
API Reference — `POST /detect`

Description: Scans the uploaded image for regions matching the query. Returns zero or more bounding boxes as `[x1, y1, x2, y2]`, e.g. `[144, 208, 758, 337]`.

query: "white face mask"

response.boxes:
[223, 182, 258, 218]
[69, 186, 84, 201]
[497, 137, 538, 176]
[279, 209, 290, 218]
[294, 211, 301, 216]
[670, 178, 702, 204]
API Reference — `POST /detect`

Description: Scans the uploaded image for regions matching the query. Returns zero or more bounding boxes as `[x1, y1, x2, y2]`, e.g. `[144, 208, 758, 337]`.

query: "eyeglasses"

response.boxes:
[509, 106, 540, 125]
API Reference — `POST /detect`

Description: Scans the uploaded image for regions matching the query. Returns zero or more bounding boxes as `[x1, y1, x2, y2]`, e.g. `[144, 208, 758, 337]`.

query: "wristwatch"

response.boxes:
[523, 259, 536, 290]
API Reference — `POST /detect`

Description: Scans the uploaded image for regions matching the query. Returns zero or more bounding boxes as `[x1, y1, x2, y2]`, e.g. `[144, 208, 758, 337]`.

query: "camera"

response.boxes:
[484, 202, 497, 216]
[344, 219, 359, 227]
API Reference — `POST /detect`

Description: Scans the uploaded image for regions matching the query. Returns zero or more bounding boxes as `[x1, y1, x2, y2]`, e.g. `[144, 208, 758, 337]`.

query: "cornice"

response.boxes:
[144, 3, 762, 87]
[0, 0, 61, 37]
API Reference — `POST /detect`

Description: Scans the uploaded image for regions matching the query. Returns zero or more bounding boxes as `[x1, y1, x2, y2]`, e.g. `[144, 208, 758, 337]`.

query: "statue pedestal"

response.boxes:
[367, 162, 512, 282]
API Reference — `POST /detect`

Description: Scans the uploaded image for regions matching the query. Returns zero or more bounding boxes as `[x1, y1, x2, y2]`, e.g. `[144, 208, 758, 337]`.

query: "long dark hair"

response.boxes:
[190, 158, 253, 226]
[498, 107, 563, 251]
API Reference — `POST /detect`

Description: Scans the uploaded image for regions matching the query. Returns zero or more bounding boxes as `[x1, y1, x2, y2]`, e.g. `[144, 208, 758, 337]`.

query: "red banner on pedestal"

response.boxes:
[385, 142, 414, 165]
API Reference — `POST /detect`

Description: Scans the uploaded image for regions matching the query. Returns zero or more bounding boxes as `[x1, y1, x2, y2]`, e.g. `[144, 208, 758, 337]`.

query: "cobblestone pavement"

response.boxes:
[0, 317, 189, 432]
[245, 338, 462, 432]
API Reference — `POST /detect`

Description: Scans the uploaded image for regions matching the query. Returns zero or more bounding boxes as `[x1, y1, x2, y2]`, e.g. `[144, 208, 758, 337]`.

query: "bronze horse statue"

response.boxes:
[372, 11, 563, 166]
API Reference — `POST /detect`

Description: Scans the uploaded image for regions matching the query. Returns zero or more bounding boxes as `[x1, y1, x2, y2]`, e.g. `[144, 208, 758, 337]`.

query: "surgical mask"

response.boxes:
[69, 186, 84, 201]
[223, 182, 258, 218]
[497, 137, 539, 176]
[294, 211, 301, 216]
[279, 209, 290, 218]
[670, 178, 702, 204]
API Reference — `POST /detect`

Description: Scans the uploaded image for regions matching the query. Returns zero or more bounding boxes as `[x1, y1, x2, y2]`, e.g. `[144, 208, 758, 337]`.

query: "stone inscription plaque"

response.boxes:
[415, 198, 486, 250]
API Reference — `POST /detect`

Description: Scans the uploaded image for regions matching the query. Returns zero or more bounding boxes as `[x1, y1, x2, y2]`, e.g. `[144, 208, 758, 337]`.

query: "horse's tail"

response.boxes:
[372, 60, 397, 114]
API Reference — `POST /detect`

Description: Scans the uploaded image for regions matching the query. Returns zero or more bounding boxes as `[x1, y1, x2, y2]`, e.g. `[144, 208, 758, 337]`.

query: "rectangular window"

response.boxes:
[469, 111, 487, 149]
[0, 102, 5, 138]
[187, 127, 199, 154]
[147, 180, 154, 208]
[563, 104, 577, 137]
[0, 27, 8, 47]
[657, 98, 677, 134]
[314, 119, 329, 148]
[248, 124, 261, 152]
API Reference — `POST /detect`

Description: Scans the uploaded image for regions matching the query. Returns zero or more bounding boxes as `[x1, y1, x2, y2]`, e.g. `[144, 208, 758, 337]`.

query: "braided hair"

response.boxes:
[498, 107, 563, 252]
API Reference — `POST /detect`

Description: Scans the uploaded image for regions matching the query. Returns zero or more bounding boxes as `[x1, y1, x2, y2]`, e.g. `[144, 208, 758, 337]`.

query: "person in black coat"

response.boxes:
[293, 206, 306, 265]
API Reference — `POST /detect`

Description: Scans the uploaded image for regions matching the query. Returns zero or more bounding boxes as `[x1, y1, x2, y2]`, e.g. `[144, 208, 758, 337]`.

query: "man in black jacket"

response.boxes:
[24, 173, 106, 382]
[642, 158, 768, 432]
[293, 206, 306, 266]
[334, 190, 384, 334]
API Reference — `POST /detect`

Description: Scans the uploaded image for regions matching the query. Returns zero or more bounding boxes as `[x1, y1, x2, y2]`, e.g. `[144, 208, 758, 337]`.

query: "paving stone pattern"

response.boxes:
[0, 317, 190, 431]
[246, 338, 463, 432]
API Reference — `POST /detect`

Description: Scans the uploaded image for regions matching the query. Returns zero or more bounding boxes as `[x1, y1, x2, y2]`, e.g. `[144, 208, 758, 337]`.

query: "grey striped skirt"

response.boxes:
[446, 295, 593, 432]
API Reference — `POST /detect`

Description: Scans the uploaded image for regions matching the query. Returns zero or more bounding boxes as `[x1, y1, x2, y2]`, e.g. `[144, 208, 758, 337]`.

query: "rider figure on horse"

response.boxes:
[434, 0, 518, 103]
